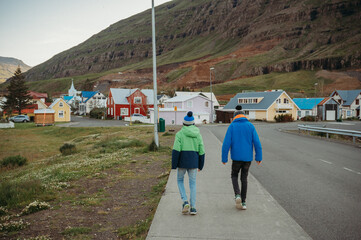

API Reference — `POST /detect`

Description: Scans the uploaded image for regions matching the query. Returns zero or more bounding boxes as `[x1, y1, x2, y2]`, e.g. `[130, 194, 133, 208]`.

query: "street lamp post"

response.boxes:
[210, 67, 214, 123]
[152, 0, 159, 147]
[314, 82, 318, 122]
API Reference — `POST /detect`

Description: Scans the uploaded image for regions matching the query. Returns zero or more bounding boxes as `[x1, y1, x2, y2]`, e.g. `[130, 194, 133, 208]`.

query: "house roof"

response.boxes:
[28, 91, 48, 99]
[224, 91, 284, 110]
[331, 89, 361, 106]
[48, 98, 70, 109]
[34, 109, 55, 114]
[293, 98, 324, 110]
[165, 95, 210, 103]
[82, 91, 98, 99]
[63, 96, 74, 102]
[175, 91, 220, 106]
[110, 88, 155, 105]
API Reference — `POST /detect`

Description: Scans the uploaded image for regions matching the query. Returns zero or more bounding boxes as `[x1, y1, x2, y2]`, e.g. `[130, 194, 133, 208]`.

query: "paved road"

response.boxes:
[207, 122, 361, 240]
[147, 127, 311, 240]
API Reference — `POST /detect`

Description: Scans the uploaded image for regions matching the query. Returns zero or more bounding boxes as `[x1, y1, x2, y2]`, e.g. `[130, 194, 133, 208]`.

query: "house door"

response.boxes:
[249, 111, 256, 120]
[326, 110, 336, 121]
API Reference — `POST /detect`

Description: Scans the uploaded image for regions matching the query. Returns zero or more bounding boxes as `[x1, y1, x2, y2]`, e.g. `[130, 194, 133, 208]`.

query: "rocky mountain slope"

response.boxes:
[0, 57, 31, 83]
[22, 0, 361, 93]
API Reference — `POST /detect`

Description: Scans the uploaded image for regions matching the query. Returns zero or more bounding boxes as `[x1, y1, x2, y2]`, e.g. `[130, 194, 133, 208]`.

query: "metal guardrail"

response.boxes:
[298, 124, 361, 144]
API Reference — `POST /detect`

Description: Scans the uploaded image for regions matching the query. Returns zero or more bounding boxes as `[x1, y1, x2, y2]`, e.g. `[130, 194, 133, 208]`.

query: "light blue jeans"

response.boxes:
[177, 168, 197, 208]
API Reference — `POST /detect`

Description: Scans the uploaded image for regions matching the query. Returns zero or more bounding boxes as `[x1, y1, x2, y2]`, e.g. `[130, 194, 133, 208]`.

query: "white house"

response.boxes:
[175, 91, 220, 109]
[330, 89, 361, 119]
[293, 98, 324, 119]
[79, 91, 107, 115]
[150, 94, 212, 125]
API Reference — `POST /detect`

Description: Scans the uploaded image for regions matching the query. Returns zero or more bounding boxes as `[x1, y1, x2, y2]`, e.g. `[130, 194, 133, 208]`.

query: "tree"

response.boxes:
[3, 67, 32, 115]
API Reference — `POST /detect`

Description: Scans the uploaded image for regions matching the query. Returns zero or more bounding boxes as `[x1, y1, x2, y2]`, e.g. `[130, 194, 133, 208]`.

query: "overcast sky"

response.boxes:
[0, 0, 171, 67]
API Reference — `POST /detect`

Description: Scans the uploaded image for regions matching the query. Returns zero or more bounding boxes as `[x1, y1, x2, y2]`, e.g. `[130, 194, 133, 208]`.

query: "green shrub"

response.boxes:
[96, 137, 145, 153]
[62, 226, 92, 236]
[301, 115, 316, 121]
[0, 179, 45, 208]
[1, 155, 27, 168]
[274, 114, 294, 122]
[59, 143, 77, 156]
[20, 200, 50, 216]
[89, 108, 106, 119]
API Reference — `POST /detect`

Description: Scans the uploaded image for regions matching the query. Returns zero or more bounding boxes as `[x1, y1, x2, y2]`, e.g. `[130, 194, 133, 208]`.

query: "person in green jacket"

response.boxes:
[172, 111, 205, 215]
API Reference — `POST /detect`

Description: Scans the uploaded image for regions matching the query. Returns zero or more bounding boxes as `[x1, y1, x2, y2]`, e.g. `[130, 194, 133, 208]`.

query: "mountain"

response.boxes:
[21, 0, 361, 95]
[0, 57, 31, 83]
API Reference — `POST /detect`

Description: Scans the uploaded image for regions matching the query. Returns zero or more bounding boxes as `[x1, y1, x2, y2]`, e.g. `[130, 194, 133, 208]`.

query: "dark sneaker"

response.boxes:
[190, 207, 197, 215]
[182, 201, 190, 214]
[235, 195, 242, 209]
[241, 202, 247, 210]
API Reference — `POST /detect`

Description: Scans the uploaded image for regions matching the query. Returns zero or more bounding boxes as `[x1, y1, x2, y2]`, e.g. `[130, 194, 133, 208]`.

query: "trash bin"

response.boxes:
[158, 118, 165, 132]
[119, 116, 122, 120]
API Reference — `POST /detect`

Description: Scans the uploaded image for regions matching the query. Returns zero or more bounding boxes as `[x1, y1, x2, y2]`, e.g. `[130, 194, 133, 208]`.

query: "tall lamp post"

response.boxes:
[314, 82, 318, 122]
[210, 67, 215, 123]
[152, 0, 159, 147]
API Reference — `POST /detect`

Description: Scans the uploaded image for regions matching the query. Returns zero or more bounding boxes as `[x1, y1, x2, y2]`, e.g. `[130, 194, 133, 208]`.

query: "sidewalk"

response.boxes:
[147, 127, 311, 240]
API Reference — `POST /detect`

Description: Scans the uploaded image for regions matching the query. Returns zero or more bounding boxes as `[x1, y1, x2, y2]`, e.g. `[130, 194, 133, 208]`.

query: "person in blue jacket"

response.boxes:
[222, 105, 262, 210]
[172, 111, 205, 215]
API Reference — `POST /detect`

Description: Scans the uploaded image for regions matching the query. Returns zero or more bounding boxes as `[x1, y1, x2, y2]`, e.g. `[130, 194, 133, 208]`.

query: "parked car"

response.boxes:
[10, 115, 30, 123]
[131, 113, 145, 117]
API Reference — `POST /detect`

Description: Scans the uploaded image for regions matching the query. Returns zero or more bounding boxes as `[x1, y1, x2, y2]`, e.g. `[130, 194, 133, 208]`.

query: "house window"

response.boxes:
[284, 98, 289, 104]
[171, 120, 175, 125]
[253, 99, 258, 103]
[276, 99, 281, 104]
[347, 110, 351, 117]
[298, 111, 301, 117]
[59, 111, 64, 118]
[120, 108, 128, 116]
[111, 108, 113, 115]
[205, 102, 209, 107]
[108, 108, 110, 115]
[356, 99, 359, 105]
[187, 101, 193, 108]
[135, 108, 140, 114]
[134, 97, 142, 104]
[277, 110, 287, 114]
[244, 111, 249, 115]
[305, 111, 310, 116]
[59, 102, 63, 107]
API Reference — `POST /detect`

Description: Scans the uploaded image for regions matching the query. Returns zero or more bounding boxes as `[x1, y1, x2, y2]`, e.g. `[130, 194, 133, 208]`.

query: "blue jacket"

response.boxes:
[172, 125, 205, 170]
[222, 115, 262, 163]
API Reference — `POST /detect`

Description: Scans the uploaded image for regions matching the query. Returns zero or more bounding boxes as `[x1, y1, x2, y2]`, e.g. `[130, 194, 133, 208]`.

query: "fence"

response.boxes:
[298, 124, 361, 144]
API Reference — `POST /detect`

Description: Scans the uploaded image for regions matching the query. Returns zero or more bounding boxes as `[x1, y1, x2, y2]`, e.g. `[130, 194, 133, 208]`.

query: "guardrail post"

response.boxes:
[353, 136, 355, 144]
[326, 133, 329, 139]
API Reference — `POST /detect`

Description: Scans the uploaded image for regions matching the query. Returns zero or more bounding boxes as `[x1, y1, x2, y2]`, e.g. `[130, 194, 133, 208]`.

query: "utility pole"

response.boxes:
[152, 0, 159, 147]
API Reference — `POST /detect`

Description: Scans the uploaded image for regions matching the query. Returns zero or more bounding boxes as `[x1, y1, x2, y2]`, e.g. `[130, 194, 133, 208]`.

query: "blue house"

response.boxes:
[293, 98, 324, 119]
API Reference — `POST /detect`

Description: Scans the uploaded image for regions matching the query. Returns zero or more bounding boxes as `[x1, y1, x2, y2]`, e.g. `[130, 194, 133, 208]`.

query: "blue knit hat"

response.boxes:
[183, 111, 195, 125]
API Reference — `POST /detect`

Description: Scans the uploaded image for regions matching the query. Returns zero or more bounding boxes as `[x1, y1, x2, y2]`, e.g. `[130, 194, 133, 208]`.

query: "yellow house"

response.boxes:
[48, 98, 71, 122]
[220, 90, 299, 122]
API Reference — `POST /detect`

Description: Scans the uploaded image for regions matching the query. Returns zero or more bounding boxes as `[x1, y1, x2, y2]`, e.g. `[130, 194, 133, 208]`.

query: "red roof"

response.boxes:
[29, 91, 48, 99]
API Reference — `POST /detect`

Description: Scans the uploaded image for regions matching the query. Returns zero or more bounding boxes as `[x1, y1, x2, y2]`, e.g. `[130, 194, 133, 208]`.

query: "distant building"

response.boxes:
[330, 89, 361, 119]
[218, 90, 299, 122]
[79, 91, 107, 115]
[107, 88, 154, 119]
[293, 98, 324, 119]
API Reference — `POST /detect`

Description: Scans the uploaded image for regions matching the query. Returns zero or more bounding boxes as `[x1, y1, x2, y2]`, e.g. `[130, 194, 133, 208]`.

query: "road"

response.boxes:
[204, 122, 361, 240]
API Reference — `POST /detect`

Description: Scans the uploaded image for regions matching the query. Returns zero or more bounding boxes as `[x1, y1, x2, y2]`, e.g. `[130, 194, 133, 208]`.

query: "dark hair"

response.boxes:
[235, 104, 242, 110]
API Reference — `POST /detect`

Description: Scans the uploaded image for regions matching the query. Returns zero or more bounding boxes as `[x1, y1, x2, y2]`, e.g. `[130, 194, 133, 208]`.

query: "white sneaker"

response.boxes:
[235, 195, 242, 209]
[241, 202, 247, 210]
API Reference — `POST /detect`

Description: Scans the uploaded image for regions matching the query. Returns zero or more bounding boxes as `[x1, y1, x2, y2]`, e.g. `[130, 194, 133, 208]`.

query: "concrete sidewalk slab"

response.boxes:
[147, 127, 311, 240]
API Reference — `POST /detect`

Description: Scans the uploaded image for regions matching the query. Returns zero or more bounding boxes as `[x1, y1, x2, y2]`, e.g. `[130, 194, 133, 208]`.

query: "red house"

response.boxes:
[107, 88, 155, 119]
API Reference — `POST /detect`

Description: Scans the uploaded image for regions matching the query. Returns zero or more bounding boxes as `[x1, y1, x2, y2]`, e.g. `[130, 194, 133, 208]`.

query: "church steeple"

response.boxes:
[68, 79, 78, 97]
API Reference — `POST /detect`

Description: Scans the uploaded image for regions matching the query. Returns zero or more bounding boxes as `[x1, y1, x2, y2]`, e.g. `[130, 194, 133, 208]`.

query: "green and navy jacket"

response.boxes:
[172, 125, 205, 170]
[222, 114, 262, 163]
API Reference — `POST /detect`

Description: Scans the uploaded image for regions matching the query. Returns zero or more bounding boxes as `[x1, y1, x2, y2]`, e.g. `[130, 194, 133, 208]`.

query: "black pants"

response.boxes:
[231, 160, 251, 202]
